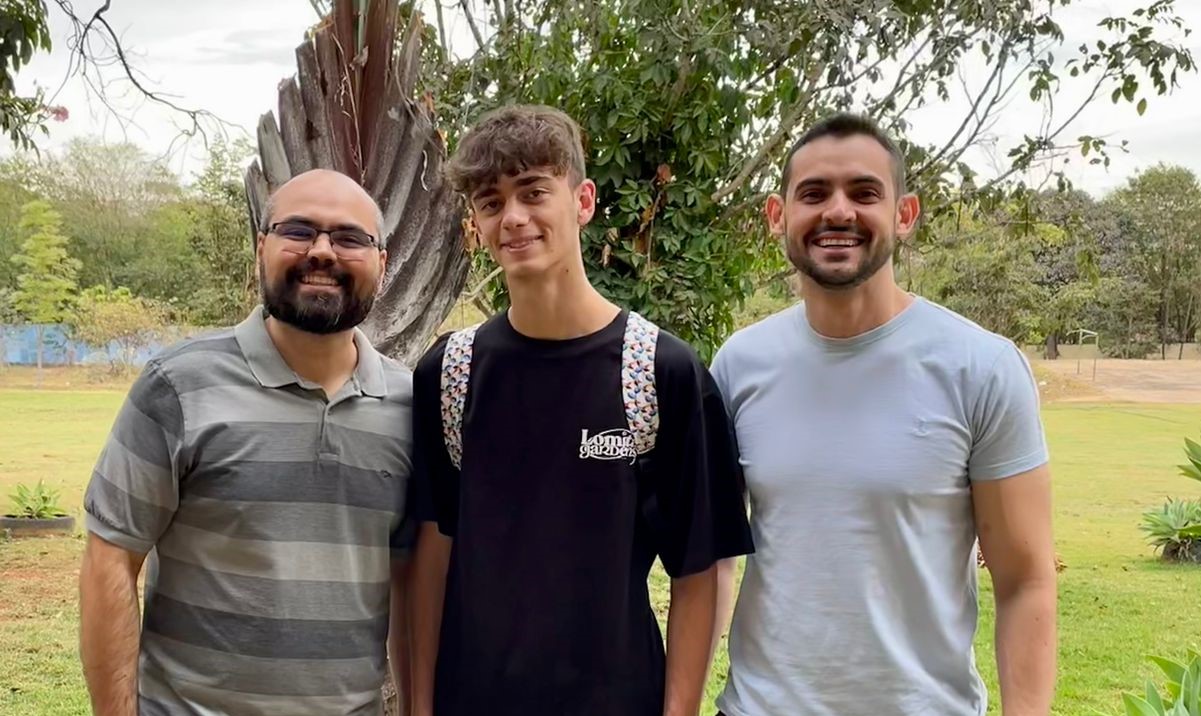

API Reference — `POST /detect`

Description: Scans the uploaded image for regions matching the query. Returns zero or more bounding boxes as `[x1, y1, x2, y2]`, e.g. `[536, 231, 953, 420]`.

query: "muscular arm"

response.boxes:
[973, 464, 1057, 716]
[663, 564, 718, 716]
[79, 532, 147, 716]
[409, 523, 452, 716]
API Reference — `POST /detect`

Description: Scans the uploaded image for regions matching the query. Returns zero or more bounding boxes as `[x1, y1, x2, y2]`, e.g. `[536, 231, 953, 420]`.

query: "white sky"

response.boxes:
[6, 0, 1200, 196]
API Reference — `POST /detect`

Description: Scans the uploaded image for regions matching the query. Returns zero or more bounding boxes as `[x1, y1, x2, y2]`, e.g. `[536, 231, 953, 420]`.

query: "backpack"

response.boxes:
[440, 312, 661, 470]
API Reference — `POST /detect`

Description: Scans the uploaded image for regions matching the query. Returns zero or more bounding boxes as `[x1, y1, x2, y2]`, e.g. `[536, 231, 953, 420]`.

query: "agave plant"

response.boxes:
[1181, 435, 1201, 484]
[1121, 650, 1201, 716]
[1140, 499, 1201, 563]
[6, 480, 67, 519]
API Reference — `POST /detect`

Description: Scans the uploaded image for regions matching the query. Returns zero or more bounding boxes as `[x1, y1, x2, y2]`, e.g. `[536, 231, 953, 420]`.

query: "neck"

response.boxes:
[800, 266, 914, 339]
[506, 260, 619, 339]
[264, 316, 359, 388]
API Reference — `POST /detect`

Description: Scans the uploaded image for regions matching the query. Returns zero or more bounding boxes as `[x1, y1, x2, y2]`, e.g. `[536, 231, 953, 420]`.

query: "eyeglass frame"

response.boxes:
[264, 220, 381, 258]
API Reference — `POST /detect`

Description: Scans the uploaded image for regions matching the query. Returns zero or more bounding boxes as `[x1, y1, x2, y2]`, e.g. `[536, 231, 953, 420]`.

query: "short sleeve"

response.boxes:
[968, 343, 1049, 481]
[84, 361, 185, 553]
[642, 336, 754, 578]
[411, 335, 461, 536]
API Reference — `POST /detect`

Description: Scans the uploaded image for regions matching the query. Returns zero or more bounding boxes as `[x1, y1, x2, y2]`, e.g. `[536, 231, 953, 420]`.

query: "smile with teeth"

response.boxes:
[504, 236, 543, 250]
[300, 275, 340, 286]
[814, 237, 865, 248]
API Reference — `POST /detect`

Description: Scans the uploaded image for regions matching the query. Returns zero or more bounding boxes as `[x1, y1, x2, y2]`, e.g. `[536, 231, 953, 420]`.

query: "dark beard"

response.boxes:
[786, 222, 894, 290]
[259, 258, 375, 334]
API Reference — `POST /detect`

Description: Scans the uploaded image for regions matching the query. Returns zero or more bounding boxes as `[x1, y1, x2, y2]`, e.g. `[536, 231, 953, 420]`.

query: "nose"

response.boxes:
[500, 198, 529, 232]
[821, 191, 857, 226]
[304, 232, 337, 267]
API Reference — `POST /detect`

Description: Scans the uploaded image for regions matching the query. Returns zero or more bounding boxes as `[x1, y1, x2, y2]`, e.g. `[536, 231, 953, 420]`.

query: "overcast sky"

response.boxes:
[8, 0, 1200, 197]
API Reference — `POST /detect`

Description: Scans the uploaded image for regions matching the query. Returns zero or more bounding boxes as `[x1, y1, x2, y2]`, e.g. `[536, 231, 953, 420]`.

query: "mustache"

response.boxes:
[803, 223, 872, 243]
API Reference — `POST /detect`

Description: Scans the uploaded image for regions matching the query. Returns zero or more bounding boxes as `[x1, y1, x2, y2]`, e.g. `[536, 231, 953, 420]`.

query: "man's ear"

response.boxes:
[254, 233, 265, 282]
[897, 194, 921, 238]
[764, 193, 786, 237]
[376, 249, 388, 293]
[577, 179, 597, 226]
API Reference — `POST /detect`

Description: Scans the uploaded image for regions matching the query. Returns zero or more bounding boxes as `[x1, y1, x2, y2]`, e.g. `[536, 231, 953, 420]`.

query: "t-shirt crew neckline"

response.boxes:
[495, 309, 627, 355]
[794, 295, 925, 352]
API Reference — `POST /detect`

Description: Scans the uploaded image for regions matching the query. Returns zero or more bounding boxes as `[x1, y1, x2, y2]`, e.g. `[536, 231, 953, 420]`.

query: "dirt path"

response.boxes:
[1034, 359, 1201, 404]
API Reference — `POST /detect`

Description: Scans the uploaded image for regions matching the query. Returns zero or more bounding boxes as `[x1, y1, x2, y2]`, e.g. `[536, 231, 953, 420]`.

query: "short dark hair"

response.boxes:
[780, 113, 907, 196]
[446, 104, 586, 196]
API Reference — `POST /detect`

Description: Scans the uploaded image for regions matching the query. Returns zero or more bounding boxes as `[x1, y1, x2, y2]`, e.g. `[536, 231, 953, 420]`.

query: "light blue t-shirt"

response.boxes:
[712, 297, 1048, 716]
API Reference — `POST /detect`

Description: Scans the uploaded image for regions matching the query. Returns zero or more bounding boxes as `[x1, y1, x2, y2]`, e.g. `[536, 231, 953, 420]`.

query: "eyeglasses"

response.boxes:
[267, 221, 379, 257]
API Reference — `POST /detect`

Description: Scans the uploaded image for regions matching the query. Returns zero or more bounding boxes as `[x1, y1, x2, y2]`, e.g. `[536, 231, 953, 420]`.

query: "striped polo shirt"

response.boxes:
[84, 307, 415, 716]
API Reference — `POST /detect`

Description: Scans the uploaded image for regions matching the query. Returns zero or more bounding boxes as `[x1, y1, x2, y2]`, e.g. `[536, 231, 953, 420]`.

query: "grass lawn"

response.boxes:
[2, 374, 1199, 714]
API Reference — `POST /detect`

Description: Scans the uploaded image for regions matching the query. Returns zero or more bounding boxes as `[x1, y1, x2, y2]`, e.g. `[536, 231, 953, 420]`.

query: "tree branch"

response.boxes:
[458, 0, 487, 48]
[712, 63, 823, 203]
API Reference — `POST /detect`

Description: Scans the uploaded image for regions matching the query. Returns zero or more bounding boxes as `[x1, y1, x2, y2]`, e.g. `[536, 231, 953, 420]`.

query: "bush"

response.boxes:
[6, 480, 67, 519]
[1140, 499, 1201, 563]
[73, 286, 169, 374]
[1120, 650, 1201, 716]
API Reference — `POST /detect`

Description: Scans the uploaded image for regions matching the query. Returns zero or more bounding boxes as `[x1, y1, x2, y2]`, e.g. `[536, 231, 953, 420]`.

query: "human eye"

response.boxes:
[277, 222, 315, 240]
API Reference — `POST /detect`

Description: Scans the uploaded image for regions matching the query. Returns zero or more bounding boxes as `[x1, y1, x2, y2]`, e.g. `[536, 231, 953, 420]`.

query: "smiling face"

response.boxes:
[255, 170, 386, 334]
[767, 133, 920, 291]
[468, 167, 596, 281]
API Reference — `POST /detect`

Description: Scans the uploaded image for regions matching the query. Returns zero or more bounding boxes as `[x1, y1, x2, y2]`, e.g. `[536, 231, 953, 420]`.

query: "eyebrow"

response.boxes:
[471, 173, 555, 202]
[793, 175, 885, 195]
[276, 215, 368, 233]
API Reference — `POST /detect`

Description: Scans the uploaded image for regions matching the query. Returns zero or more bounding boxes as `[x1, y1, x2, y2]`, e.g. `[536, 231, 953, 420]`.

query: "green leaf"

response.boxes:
[1146, 682, 1166, 711]
[1184, 438, 1201, 464]
[1179, 463, 1201, 482]
[1184, 657, 1201, 713]
[1179, 524, 1201, 538]
[1123, 692, 1161, 716]
[1138, 98, 1148, 115]
[1151, 656, 1188, 687]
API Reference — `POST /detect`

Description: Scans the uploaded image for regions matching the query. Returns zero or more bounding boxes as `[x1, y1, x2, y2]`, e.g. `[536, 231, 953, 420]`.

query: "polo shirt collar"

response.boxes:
[234, 306, 387, 398]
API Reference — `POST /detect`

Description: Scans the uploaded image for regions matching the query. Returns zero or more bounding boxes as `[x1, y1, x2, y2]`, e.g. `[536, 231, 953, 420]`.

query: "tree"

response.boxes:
[416, 0, 1194, 357]
[185, 139, 256, 325]
[73, 285, 168, 373]
[901, 204, 1048, 343]
[1108, 165, 1201, 358]
[30, 138, 197, 304]
[0, 157, 38, 290]
[11, 199, 79, 376]
[0, 0, 54, 150]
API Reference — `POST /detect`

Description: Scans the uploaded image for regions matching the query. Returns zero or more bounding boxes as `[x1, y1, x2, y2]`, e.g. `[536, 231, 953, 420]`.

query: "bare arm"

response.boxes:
[388, 559, 411, 716]
[79, 532, 147, 716]
[973, 464, 1057, 716]
[409, 523, 452, 716]
[709, 557, 739, 665]
[663, 564, 718, 716]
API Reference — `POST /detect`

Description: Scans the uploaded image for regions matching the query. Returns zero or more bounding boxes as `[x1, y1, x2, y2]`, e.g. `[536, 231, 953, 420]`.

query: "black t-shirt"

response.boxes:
[412, 310, 753, 716]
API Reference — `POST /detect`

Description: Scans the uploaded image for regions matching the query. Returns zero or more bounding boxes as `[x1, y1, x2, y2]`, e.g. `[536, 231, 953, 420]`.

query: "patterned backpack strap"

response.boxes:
[622, 311, 661, 456]
[440, 324, 480, 470]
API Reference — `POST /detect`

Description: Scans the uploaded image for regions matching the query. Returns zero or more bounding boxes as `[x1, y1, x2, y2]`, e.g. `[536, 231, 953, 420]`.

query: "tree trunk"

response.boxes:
[35, 324, 44, 387]
[244, 0, 470, 367]
[1044, 332, 1059, 360]
[1160, 254, 1168, 360]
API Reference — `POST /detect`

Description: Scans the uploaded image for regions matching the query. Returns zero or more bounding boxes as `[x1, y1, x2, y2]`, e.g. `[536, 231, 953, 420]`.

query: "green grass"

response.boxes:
[1, 389, 1199, 715]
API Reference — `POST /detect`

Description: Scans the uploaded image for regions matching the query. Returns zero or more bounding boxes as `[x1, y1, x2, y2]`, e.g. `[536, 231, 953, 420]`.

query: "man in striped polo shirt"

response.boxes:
[79, 169, 415, 715]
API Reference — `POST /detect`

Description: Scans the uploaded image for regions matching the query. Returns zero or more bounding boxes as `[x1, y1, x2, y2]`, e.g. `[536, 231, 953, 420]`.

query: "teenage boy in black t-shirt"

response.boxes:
[408, 105, 754, 716]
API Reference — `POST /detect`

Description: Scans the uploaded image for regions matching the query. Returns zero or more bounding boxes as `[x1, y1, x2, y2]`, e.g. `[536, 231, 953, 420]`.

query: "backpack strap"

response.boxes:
[440, 324, 480, 470]
[622, 311, 661, 456]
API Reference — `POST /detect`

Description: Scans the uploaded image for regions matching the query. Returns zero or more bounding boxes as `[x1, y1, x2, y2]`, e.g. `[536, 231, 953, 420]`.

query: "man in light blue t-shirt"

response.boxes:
[711, 113, 1057, 716]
